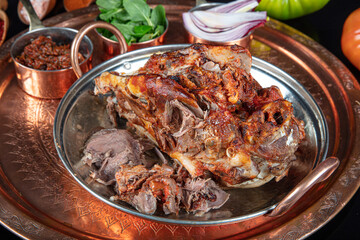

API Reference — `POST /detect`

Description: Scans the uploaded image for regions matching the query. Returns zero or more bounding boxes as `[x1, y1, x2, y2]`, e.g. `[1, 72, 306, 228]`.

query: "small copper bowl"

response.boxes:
[95, 19, 168, 60]
[10, 27, 93, 99]
[185, 3, 253, 49]
[187, 31, 253, 48]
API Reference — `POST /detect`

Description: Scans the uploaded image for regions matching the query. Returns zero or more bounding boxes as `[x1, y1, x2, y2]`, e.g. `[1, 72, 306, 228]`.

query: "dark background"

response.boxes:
[1, 0, 360, 239]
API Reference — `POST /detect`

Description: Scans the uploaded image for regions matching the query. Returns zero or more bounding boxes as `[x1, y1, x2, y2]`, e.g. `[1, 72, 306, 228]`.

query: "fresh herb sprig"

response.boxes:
[96, 0, 167, 45]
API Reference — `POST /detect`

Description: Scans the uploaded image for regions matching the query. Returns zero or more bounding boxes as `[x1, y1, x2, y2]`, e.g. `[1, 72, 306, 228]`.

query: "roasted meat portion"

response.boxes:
[94, 44, 305, 188]
[182, 177, 230, 213]
[115, 164, 229, 215]
[82, 128, 229, 215]
[115, 164, 182, 215]
[81, 129, 154, 184]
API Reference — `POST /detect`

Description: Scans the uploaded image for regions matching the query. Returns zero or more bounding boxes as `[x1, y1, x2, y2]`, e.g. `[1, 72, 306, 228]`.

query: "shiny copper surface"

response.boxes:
[13, 56, 91, 99]
[71, 21, 127, 78]
[186, 31, 253, 49]
[10, 27, 93, 99]
[268, 157, 340, 217]
[0, 2, 359, 239]
[11, 0, 94, 99]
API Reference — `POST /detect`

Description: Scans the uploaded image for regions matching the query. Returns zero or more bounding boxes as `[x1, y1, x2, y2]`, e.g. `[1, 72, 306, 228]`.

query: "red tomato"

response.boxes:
[341, 8, 360, 71]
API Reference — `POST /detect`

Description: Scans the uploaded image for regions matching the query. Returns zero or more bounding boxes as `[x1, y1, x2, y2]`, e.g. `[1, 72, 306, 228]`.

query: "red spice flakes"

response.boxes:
[0, 19, 4, 39]
[16, 35, 85, 70]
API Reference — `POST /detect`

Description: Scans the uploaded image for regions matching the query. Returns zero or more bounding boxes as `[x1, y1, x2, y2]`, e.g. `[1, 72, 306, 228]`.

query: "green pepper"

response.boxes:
[256, 0, 330, 20]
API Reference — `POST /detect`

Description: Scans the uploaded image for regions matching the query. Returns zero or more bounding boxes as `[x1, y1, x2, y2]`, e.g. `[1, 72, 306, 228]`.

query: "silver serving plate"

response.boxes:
[53, 44, 328, 225]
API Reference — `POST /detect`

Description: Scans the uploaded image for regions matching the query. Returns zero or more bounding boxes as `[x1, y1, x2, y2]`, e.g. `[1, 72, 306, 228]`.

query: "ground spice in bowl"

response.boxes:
[15, 35, 84, 70]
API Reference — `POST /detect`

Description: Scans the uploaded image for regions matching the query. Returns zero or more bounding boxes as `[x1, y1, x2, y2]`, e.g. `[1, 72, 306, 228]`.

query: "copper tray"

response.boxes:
[0, 1, 360, 239]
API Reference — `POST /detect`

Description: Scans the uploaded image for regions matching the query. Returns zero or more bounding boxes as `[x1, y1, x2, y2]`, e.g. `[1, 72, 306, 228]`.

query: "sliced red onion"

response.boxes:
[190, 13, 234, 33]
[183, 0, 267, 42]
[192, 11, 267, 29]
[183, 12, 266, 42]
[209, 0, 259, 13]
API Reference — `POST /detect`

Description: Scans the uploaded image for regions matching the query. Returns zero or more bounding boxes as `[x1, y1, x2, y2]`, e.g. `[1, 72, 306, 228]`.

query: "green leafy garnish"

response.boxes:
[151, 5, 166, 26]
[133, 25, 153, 37]
[96, 0, 167, 45]
[123, 0, 152, 26]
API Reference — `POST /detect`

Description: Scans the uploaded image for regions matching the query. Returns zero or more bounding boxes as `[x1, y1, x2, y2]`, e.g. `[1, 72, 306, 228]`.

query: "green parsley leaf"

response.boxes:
[99, 8, 124, 21]
[133, 25, 153, 37]
[96, 0, 166, 45]
[150, 5, 166, 27]
[153, 25, 165, 38]
[112, 22, 134, 43]
[123, 0, 153, 26]
[139, 33, 153, 42]
[96, 0, 122, 10]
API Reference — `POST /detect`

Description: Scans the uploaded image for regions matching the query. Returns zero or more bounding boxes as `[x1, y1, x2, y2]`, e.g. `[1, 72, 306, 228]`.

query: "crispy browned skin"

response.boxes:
[95, 44, 305, 188]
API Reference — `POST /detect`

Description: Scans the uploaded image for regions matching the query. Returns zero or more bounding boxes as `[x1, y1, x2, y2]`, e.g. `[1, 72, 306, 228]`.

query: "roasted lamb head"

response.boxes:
[94, 44, 305, 188]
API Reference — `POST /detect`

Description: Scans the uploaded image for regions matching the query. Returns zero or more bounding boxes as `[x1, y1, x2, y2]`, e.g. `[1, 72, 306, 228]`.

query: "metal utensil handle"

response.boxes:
[19, 0, 44, 31]
[71, 21, 128, 78]
[267, 156, 340, 217]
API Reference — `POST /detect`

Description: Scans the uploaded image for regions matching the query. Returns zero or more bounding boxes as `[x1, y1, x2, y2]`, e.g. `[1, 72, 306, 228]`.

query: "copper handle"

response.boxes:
[267, 156, 340, 217]
[71, 21, 128, 78]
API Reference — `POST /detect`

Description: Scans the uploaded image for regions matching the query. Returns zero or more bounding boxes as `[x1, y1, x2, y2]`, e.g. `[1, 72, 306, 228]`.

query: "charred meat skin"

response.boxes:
[115, 164, 182, 215]
[182, 178, 230, 214]
[115, 164, 229, 215]
[94, 44, 305, 188]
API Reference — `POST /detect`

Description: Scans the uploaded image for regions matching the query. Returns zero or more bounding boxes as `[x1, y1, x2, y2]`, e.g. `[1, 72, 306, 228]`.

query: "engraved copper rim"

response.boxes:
[0, 2, 359, 239]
